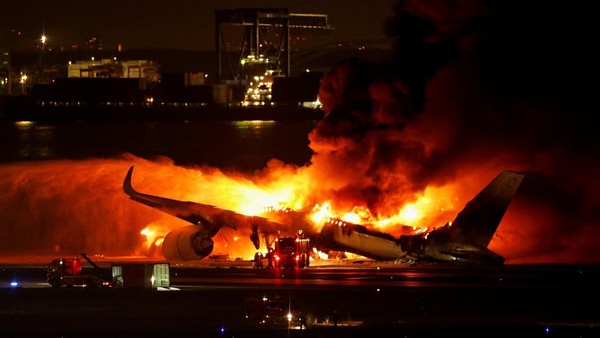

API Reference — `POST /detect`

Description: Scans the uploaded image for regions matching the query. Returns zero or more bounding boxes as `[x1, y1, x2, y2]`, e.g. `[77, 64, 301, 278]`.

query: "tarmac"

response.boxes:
[1, 257, 599, 337]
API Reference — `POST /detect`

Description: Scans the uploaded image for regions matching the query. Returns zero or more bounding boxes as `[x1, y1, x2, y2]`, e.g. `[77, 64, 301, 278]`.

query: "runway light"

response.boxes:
[10, 281, 18, 287]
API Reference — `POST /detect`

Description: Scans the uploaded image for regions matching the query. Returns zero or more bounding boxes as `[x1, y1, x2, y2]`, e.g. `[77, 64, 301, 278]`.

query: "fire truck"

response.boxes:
[46, 253, 112, 288]
[271, 233, 311, 269]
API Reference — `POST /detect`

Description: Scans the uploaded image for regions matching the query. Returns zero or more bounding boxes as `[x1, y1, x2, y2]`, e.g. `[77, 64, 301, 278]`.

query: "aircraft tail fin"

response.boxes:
[449, 170, 524, 248]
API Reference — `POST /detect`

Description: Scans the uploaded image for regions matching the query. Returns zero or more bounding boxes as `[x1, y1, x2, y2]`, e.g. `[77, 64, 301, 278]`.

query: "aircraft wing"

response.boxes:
[123, 166, 279, 237]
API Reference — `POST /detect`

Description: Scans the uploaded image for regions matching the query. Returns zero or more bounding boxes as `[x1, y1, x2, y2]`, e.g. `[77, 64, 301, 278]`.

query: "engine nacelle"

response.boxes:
[162, 225, 214, 260]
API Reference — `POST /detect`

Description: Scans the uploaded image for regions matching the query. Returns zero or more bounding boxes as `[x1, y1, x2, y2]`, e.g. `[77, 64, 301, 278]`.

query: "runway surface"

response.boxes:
[1, 259, 599, 337]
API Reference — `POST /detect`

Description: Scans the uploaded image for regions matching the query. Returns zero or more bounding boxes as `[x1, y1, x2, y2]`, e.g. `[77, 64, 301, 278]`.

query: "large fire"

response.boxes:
[133, 161, 490, 260]
[133, 154, 467, 260]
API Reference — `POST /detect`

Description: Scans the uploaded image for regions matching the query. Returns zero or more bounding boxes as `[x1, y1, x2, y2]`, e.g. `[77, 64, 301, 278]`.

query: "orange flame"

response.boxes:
[140, 223, 168, 249]
[0, 154, 577, 263]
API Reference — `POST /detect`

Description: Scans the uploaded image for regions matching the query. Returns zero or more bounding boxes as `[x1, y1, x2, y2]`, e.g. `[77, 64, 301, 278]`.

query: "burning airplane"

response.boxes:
[2, 1, 597, 265]
[318, 170, 524, 264]
[124, 165, 523, 264]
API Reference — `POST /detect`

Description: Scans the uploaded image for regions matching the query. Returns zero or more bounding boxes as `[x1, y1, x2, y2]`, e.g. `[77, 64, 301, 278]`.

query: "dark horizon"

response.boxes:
[1, 0, 397, 52]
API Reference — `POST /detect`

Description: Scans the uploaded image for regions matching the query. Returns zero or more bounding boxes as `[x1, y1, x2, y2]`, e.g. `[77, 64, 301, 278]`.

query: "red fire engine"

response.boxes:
[46, 253, 112, 288]
[271, 232, 310, 269]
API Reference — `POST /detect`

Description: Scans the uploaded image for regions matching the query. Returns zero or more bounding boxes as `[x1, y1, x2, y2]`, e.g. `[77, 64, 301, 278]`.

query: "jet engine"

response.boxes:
[161, 225, 214, 260]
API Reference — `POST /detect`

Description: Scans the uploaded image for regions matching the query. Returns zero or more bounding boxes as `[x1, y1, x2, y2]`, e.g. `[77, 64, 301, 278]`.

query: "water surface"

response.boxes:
[0, 120, 317, 171]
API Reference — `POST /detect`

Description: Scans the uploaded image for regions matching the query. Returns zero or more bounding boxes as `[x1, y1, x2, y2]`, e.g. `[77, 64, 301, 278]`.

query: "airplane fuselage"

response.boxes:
[318, 220, 407, 261]
[319, 220, 505, 264]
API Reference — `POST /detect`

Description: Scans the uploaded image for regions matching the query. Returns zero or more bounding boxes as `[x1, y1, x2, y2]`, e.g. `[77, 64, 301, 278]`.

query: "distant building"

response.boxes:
[0, 51, 9, 94]
[67, 59, 159, 82]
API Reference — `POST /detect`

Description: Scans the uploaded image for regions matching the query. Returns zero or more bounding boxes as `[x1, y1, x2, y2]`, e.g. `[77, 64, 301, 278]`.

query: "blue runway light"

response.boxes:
[10, 281, 18, 287]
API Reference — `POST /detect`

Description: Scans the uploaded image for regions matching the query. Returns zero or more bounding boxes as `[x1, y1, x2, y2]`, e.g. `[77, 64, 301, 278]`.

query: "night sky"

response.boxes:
[1, 0, 397, 51]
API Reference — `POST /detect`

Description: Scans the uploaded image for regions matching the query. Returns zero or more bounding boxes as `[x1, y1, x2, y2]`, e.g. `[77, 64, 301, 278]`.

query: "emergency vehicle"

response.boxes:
[272, 232, 310, 269]
[46, 254, 112, 288]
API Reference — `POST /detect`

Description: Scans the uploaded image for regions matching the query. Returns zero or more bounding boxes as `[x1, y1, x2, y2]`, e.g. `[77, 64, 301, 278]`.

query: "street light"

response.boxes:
[39, 34, 47, 82]
[20, 73, 28, 94]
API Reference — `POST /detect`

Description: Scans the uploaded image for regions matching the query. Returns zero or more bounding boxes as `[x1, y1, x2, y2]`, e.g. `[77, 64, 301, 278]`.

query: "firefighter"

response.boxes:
[332, 310, 338, 327]
[253, 252, 263, 269]
[266, 251, 273, 269]
[299, 312, 308, 329]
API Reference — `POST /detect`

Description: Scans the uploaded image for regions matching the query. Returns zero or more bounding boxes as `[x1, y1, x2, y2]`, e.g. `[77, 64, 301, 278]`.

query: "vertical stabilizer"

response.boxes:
[450, 171, 524, 248]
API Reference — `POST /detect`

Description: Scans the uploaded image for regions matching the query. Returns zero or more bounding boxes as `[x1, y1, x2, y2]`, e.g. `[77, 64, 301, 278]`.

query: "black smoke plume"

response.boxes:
[309, 0, 600, 262]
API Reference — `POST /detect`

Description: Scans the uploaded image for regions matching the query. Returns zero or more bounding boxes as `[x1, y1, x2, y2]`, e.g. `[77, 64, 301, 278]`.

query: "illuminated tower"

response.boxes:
[215, 8, 331, 105]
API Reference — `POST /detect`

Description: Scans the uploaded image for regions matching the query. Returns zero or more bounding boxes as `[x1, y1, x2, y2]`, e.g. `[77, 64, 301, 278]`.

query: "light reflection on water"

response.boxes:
[232, 120, 279, 138]
[14, 121, 56, 160]
[1, 119, 316, 170]
[232, 120, 277, 128]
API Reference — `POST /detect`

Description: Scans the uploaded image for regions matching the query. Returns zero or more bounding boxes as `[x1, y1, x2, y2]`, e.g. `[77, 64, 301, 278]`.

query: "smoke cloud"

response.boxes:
[306, 0, 600, 262]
